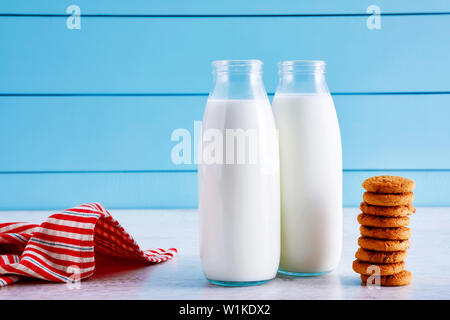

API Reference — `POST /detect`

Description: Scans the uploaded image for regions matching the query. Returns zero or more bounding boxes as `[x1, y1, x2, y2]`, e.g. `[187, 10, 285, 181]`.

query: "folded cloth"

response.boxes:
[0, 203, 177, 287]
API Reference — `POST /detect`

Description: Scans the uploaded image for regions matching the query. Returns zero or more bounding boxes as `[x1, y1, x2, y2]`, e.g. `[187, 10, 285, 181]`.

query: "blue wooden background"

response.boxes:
[1, 1, 449, 209]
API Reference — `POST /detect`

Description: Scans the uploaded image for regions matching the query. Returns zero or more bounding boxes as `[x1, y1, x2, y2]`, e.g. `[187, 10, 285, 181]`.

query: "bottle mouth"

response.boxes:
[212, 60, 263, 74]
[278, 60, 326, 74]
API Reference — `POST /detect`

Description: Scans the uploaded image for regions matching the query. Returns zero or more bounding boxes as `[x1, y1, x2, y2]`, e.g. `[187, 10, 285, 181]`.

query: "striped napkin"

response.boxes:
[0, 203, 177, 287]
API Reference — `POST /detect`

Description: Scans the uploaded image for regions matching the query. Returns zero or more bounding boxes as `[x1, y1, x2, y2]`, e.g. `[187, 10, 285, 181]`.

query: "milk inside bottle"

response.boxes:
[199, 60, 280, 286]
[272, 60, 342, 275]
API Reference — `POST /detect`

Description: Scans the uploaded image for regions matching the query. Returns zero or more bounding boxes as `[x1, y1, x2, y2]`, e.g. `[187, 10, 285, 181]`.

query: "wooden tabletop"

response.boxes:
[0, 207, 449, 300]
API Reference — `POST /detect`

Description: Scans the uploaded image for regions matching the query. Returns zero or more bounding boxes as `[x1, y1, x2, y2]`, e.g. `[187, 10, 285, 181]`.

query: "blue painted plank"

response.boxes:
[343, 170, 450, 207]
[0, 96, 203, 171]
[0, 170, 448, 210]
[1, 1, 449, 15]
[0, 171, 198, 210]
[0, 15, 449, 93]
[335, 94, 450, 170]
[1, 94, 449, 171]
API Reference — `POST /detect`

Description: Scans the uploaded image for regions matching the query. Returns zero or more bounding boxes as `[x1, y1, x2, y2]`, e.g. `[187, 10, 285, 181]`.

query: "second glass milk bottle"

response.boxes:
[272, 60, 342, 276]
[199, 60, 280, 286]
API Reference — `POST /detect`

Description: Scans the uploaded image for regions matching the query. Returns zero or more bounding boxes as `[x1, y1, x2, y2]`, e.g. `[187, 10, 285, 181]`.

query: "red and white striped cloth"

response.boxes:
[0, 203, 177, 287]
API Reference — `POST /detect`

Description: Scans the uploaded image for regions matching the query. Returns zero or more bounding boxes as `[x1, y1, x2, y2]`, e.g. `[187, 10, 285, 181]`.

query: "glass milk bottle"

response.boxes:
[272, 60, 342, 276]
[199, 60, 280, 286]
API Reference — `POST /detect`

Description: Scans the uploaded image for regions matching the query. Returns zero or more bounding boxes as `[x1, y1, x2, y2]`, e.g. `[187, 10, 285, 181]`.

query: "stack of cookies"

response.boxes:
[352, 175, 415, 286]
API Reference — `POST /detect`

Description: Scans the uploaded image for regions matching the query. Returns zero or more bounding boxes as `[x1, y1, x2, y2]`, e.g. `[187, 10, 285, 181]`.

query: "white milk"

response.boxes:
[272, 93, 342, 274]
[199, 98, 280, 283]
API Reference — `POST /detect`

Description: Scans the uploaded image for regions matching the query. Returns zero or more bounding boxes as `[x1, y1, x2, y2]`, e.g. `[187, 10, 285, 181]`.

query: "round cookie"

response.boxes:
[360, 202, 415, 217]
[361, 270, 412, 287]
[358, 237, 410, 252]
[355, 248, 407, 263]
[352, 259, 405, 276]
[363, 192, 414, 206]
[362, 175, 415, 194]
[357, 213, 410, 227]
[360, 226, 411, 240]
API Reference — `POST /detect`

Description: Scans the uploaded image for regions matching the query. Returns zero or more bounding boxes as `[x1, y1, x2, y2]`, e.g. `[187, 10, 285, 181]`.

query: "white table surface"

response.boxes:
[0, 207, 449, 300]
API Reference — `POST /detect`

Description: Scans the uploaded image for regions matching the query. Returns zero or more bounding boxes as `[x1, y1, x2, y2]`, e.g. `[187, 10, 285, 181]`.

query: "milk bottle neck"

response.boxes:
[276, 60, 330, 95]
[210, 60, 268, 100]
